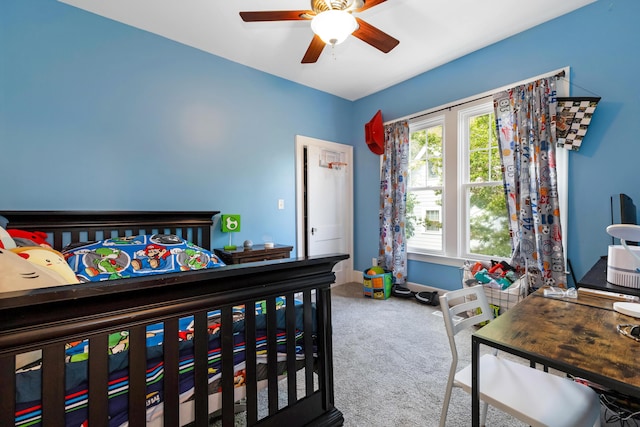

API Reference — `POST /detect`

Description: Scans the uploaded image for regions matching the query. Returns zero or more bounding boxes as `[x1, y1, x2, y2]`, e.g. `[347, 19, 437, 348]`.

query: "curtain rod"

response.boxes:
[398, 70, 566, 124]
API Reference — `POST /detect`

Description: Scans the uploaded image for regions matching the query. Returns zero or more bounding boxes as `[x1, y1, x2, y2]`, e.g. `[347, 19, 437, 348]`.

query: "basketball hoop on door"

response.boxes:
[328, 161, 348, 170]
[319, 149, 347, 171]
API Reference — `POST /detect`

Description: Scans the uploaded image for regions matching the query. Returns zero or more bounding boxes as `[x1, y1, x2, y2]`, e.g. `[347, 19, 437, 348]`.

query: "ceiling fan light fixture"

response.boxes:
[311, 10, 357, 46]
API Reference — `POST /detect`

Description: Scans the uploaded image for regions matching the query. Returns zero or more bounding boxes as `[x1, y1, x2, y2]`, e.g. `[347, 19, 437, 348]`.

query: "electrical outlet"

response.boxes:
[278, 199, 285, 210]
[371, 258, 377, 266]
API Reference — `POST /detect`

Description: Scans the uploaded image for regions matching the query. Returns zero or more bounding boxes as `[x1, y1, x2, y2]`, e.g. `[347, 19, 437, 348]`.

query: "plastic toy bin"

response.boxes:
[363, 269, 393, 300]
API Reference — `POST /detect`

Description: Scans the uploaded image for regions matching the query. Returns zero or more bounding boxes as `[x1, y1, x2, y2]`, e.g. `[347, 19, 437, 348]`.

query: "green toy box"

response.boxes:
[363, 269, 393, 300]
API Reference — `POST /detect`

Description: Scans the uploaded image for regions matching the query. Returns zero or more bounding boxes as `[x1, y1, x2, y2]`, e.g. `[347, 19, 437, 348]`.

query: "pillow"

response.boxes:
[0, 247, 68, 294]
[63, 234, 225, 282]
[11, 246, 80, 284]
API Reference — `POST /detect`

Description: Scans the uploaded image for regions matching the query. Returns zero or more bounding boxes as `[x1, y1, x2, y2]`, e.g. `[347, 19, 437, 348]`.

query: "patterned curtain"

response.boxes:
[379, 120, 409, 285]
[494, 77, 567, 289]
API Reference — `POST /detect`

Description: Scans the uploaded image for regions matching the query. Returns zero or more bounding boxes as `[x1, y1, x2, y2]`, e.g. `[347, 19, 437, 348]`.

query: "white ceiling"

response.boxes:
[59, 0, 595, 101]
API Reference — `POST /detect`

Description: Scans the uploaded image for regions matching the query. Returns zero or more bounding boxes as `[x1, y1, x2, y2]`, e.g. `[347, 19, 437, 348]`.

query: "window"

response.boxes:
[461, 105, 511, 258]
[407, 99, 509, 261]
[407, 117, 444, 252]
[404, 68, 569, 266]
[424, 210, 441, 231]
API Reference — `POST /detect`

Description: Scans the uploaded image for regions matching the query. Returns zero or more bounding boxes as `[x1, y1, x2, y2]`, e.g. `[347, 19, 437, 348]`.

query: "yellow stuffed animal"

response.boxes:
[0, 247, 68, 294]
[11, 246, 80, 284]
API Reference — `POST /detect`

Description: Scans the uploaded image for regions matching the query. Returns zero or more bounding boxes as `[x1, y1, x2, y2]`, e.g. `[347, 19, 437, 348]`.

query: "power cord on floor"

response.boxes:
[570, 376, 640, 426]
[601, 393, 640, 426]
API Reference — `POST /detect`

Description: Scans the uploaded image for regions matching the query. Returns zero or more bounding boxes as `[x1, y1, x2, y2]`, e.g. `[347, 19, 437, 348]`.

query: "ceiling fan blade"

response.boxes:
[239, 10, 313, 22]
[302, 35, 326, 64]
[358, 0, 387, 12]
[352, 18, 399, 53]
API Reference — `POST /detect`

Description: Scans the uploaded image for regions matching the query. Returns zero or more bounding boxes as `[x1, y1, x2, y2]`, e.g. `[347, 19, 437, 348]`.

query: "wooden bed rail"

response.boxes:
[0, 210, 220, 250]
[0, 210, 346, 427]
[0, 255, 347, 427]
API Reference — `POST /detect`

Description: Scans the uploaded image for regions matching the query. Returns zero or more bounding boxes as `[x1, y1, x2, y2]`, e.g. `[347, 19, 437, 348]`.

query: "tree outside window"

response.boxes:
[465, 111, 510, 258]
[407, 120, 443, 251]
[406, 103, 511, 260]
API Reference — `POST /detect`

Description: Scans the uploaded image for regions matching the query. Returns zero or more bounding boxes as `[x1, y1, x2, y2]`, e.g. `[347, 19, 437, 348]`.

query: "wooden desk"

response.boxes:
[214, 244, 293, 264]
[471, 290, 640, 426]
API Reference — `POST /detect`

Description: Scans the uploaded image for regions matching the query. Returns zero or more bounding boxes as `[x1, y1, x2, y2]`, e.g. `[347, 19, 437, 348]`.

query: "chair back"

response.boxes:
[438, 285, 496, 427]
[441, 286, 495, 362]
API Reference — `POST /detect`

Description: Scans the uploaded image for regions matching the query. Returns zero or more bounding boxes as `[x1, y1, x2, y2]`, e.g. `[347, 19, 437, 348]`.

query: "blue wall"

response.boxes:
[2, 0, 638, 289]
[352, 0, 640, 289]
[0, 0, 353, 251]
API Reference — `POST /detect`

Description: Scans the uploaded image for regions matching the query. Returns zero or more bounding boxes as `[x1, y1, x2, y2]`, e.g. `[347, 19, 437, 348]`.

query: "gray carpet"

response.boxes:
[212, 281, 628, 426]
[331, 282, 526, 426]
[330, 282, 625, 427]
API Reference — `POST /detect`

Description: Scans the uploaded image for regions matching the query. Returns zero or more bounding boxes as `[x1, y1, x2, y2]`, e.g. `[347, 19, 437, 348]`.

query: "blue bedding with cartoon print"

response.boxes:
[63, 234, 225, 282]
[14, 298, 316, 427]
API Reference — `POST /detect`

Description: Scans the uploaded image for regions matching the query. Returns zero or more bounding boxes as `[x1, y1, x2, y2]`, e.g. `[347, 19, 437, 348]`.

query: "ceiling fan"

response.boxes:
[239, 0, 399, 64]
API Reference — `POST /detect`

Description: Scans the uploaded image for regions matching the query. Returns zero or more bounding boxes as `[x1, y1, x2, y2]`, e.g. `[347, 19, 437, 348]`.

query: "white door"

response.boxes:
[295, 135, 353, 285]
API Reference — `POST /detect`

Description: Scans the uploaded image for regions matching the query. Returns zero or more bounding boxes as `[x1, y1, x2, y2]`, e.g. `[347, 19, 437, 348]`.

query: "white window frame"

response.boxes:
[407, 115, 446, 255]
[458, 102, 504, 261]
[397, 67, 570, 267]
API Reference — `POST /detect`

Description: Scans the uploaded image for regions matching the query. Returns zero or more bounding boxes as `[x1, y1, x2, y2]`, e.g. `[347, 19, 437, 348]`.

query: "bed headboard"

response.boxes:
[0, 211, 219, 250]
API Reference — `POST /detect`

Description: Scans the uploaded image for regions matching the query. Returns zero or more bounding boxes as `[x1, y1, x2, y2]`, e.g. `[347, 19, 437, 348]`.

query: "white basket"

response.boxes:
[461, 263, 528, 313]
[482, 278, 527, 311]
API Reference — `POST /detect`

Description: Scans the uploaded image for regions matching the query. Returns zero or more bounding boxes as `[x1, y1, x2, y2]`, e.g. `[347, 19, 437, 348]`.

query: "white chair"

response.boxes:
[439, 285, 601, 427]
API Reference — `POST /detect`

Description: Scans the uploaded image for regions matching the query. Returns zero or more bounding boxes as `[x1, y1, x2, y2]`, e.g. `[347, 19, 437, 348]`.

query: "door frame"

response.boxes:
[295, 135, 354, 284]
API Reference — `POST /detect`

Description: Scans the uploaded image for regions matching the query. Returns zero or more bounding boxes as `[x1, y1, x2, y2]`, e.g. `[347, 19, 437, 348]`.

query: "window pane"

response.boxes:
[409, 130, 426, 188]
[426, 159, 442, 187]
[468, 112, 499, 183]
[426, 126, 443, 186]
[407, 189, 442, 252]
[424, 210, 441, 231]
[409, 125, 442, 188]
[468, 186, 511, 258]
